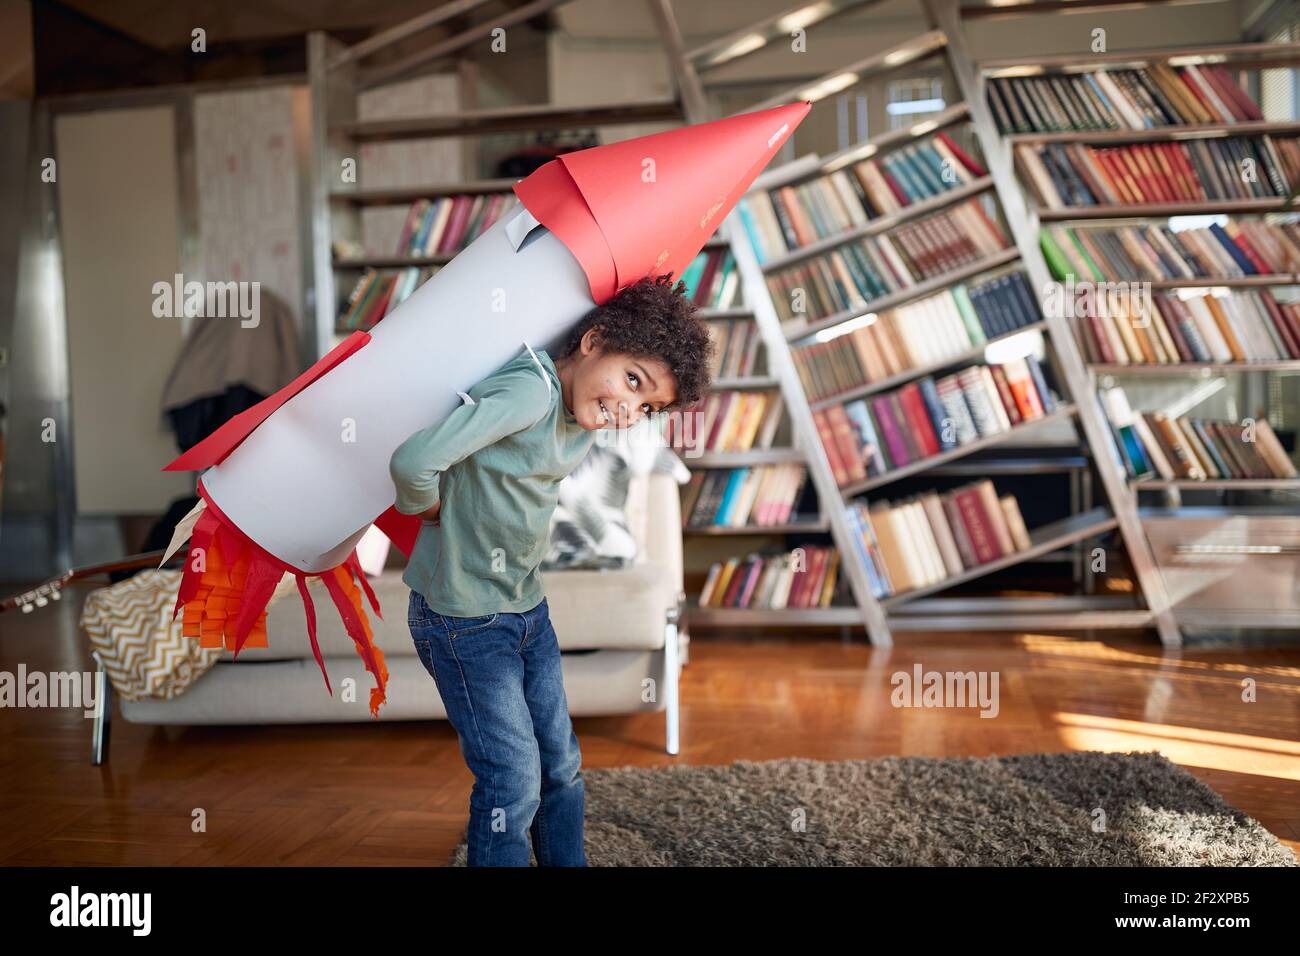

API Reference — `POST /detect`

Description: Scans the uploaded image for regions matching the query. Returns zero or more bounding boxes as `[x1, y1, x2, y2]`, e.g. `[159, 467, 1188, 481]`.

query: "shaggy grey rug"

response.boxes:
[448, 751, 1297, 866]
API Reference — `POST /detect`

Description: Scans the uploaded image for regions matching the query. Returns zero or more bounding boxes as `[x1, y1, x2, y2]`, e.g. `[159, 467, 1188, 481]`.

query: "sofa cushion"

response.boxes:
[120, 647, 671, 724]
[542, 560, 676, 650]
[541, 426, 687, 571]
[542, 440, 637, 570]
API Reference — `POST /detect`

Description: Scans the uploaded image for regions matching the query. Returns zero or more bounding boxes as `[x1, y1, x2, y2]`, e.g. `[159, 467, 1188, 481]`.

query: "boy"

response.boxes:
[390, 273, 714, 867]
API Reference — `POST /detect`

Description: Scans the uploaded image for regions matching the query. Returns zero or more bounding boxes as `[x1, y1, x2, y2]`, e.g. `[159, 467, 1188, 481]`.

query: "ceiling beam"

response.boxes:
[687, 0, 885, 74]
[357, 0, 576, 90]
[645, 0, 708, 121]
[328, 0, 499, 69]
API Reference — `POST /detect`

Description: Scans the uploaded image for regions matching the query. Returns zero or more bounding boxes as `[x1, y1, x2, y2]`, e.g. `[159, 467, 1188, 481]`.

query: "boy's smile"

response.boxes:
[553, 328, 677, 431]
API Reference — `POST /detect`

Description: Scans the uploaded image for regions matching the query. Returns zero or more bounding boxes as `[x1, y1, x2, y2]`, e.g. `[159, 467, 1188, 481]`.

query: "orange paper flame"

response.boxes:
[174, 501, 389, 716]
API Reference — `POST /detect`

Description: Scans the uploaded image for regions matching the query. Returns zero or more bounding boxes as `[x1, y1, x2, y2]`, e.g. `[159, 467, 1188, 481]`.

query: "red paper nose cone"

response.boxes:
[514, 101, 811, 303]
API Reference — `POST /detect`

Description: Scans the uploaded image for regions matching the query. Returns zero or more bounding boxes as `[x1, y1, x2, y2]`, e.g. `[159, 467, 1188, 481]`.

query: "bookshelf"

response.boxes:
[878, 505, 1119, 607]
[675, 28, 1014, 630]
[756, 176, 998, 273]
[679, 185, 857, 623]
[1135, 478, 1300, 490]
[1006, 120, 1300, 144]
[807, 320, 1048, 410]
[661, 2, 1172, 643]
[1091, 361, 1300, 372]
[971, 24, 1300, 634]
[840, 404, 1080, 495]
[780, 247, 1025, 341]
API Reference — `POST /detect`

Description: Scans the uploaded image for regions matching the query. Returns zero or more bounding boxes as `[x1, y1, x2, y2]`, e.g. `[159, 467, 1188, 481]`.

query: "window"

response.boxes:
[834, 92, 870, 150]
[885, 76, 944, 131]
[1259, 22, 1299, 121]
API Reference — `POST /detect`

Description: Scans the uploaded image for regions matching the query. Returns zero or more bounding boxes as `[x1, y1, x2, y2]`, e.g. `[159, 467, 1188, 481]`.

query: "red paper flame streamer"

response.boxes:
[173, 486, 389, 716]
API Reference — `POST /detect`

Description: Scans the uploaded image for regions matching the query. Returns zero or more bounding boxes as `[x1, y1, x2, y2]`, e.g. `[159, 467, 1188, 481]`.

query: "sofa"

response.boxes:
[109, 470, 689, 754]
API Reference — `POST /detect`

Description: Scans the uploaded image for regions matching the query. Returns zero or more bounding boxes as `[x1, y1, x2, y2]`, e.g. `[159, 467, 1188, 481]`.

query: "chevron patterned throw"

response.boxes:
[79, 568, 295, 701]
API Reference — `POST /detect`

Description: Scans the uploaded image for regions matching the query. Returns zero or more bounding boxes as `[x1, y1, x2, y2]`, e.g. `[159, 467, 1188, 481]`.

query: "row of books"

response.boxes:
[812, 357, 1060, 487]
[1041, 220, 1300, 283]
[337, 266, 432, 331]
[681, 246, 741, 310]
[766, 198, 1011, 325]
[739, 129, 987, 258]
[663, 390, 785, 455]
[392, 193, 518, 257]
[1016, 136, 1299, 210]
[846, 480, 1033, 598]
[988, 63, 1263, 135]
[698, 546, 842, 610]
[791, 270, 1042, 402]
[1100, 386, 1296, 480]
[708, 317, 763, 381]
[682, 464, 811, 529]
[1074, 289, 1300, 365]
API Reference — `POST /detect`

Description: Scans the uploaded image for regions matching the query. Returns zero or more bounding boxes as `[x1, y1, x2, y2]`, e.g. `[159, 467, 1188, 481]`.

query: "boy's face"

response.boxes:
[567, 329, 677, 431]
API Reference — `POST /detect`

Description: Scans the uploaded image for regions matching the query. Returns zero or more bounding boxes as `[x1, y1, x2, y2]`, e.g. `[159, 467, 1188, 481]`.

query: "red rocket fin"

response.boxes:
[164, 330, 373, 472]
[374, 506, 421, 558]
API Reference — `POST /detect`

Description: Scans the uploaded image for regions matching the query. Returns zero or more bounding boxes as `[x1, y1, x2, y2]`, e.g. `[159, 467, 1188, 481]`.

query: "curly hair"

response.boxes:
[555, 273, 715, 410]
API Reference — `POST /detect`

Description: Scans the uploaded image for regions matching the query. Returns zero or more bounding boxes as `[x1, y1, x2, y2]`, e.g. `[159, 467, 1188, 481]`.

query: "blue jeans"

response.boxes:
[407, 590, 587, 867]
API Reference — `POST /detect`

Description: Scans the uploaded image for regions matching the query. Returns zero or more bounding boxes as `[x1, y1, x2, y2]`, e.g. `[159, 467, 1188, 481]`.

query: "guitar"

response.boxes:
[1, 550, 169, 614]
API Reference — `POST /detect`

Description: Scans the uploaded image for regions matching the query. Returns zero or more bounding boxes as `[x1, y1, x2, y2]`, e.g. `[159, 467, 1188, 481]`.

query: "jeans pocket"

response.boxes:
[407, 590, 433, 628]
[412, 636, 438, 682]
[440, 611, 499, 639]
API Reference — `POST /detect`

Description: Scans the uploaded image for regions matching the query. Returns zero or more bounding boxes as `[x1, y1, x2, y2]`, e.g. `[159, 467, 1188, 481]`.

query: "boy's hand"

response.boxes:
[417, 500, 442, 526]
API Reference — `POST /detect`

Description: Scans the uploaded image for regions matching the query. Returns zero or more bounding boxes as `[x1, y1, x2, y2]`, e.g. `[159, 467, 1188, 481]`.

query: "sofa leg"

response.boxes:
[664, 604, 681, 756]
[91, 662, 111, 766]
[676, 589, 690, 666]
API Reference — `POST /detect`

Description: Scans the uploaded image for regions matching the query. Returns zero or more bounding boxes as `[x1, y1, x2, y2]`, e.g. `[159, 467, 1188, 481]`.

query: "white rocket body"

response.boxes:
[200, 204, 593, 573]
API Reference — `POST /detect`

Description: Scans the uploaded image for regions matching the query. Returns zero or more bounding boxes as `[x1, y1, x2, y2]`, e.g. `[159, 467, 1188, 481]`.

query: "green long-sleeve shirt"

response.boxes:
[389, 345, 597, 617]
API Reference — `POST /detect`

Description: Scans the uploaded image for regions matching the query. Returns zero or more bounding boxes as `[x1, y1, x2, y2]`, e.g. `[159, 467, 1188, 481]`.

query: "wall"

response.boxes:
[1, 81, 314, 576]
[54, 106, 193, 515]
[194, 86, 304, 323]
[356, 72, 462, 254]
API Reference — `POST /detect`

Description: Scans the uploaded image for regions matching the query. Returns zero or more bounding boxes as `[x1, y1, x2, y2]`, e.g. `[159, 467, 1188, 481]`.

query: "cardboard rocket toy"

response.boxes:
[162, 101, 811, 715]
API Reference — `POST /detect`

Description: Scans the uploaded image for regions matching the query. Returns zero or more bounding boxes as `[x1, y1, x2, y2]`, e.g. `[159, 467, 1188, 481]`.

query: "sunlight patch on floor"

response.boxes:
[1020, 634, 1300, 680]
[1054, 712, 1300, 781]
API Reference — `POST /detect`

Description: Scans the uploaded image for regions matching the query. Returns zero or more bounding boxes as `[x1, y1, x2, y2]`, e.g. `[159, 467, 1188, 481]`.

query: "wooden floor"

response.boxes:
[2, 582, 1297, 865]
